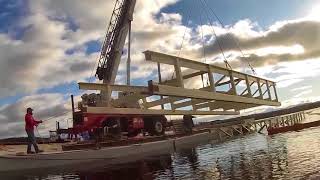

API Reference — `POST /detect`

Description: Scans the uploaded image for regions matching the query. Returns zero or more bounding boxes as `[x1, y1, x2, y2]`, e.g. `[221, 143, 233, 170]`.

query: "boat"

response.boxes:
[0, 130, 221, 172]
[267, 120, 320, 135]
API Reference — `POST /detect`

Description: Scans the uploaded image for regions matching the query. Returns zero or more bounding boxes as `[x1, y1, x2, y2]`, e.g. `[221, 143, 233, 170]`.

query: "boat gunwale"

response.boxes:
[0, 131, 211, 160]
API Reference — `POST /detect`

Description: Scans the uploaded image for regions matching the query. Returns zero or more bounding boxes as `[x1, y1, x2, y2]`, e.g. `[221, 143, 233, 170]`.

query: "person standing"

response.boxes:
[25, 107, 43, 154]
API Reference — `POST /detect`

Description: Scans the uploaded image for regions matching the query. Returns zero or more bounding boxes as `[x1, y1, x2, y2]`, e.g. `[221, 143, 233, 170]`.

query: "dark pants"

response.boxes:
[26, 130, 39, 153]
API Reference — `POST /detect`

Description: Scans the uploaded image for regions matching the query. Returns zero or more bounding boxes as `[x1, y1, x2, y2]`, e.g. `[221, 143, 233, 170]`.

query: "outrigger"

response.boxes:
[0, 0, 280, 172]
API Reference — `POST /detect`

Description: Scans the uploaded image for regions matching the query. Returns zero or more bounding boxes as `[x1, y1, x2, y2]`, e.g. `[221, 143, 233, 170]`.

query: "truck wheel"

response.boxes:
[128, 130, 140, 137]
[101, 118, 121, 138]
[150, 119, 165, 136]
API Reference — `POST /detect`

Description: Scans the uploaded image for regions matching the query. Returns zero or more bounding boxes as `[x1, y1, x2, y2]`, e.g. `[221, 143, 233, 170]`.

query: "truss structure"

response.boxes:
[79, 51, 280, 116]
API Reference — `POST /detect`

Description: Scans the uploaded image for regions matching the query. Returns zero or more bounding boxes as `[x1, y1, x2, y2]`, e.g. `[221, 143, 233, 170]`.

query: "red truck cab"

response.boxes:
[71, 110, 167, 139]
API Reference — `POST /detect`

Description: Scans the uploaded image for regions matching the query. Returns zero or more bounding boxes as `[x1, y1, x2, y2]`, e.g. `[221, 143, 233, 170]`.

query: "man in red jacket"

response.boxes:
[25, 107, 43, 154]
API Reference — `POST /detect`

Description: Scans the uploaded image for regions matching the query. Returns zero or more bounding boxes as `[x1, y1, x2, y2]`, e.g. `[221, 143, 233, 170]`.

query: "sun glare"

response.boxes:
[307, 4, 320, 20]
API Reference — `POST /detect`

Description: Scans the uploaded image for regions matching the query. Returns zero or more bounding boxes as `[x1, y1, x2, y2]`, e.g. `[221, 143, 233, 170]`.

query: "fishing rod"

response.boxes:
[35, 127, 46, 145]
[40, 111, 72, 123]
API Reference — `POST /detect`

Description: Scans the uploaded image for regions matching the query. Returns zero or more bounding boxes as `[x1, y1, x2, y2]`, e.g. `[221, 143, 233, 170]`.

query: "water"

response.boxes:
[3, 126, 320, 180]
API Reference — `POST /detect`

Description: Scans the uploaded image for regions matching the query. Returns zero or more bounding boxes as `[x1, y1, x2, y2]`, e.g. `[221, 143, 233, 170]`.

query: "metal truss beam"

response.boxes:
[83, 107, 239, 115]
[148, 82, 280, 106]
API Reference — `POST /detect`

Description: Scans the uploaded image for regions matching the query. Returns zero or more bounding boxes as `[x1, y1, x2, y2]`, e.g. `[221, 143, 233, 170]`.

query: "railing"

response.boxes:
[212, 111, 306, 140]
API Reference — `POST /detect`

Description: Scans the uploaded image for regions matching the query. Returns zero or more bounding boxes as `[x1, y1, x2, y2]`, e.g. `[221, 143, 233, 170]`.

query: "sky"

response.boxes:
[0, 0, 320, 138]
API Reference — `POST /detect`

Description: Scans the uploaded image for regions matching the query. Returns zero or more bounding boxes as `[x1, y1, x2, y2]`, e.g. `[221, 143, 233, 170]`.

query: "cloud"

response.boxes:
[0, 12, 98, 97]
[167, 18, 319, 73]
[277, 79, 304, 89]
[202, 19, 320, 69]
[294, 89, 313, 98]
[291, 85, 312, 92]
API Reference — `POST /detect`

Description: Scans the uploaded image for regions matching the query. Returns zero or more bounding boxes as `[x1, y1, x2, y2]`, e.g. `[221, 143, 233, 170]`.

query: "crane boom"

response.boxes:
[96, 0, 136, 85]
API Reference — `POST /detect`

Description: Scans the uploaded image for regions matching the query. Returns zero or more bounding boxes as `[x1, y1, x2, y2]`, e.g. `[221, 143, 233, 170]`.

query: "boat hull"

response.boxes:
[0, 131, 219, 172]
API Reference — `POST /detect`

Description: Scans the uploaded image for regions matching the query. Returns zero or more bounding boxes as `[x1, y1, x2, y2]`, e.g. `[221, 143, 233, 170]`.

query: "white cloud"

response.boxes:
[277, 79, 304, 89]
[0, 12, 99, 97]
[291, 85, 312, 92]
[307, 4, 320, 21]
[294, 89, 313, 98]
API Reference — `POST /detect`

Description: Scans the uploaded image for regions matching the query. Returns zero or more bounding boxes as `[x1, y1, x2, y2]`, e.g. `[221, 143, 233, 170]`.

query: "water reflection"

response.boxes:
[3, 127, 320, 179]
[197, 134, 290, 180]
[75, 155, 172, 180]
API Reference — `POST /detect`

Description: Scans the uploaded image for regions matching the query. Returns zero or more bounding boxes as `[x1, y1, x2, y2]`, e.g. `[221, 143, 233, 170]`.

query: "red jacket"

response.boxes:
[25, 113, 40, 131]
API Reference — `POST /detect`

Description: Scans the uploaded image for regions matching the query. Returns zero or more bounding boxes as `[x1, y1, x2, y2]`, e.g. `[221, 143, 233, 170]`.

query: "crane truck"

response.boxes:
[71, 0, 167, 139]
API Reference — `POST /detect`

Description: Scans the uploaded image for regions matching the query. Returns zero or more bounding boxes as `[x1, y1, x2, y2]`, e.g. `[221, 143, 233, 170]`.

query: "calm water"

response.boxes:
[3, 126, 320, 180]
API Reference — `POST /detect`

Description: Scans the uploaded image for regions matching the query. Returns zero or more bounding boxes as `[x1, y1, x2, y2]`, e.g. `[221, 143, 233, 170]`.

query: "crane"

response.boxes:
[96, 0, 135, 83]
[71, 0, 281, 139]
[95, 0, 136, 104]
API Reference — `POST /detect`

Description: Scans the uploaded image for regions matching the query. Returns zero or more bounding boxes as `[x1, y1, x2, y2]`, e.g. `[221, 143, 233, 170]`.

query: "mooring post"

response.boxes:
[268, 119, 272, 128]
[299, 112, 302, 122]
[71, 95, 75, 121]
[266, 81, 272, 100]
[292, 114, 296, 124]
[286, 115, 289, 125]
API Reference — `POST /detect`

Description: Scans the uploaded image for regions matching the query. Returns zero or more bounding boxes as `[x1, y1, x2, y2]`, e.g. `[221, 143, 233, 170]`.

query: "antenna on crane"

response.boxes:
[127, 20, 132, 85]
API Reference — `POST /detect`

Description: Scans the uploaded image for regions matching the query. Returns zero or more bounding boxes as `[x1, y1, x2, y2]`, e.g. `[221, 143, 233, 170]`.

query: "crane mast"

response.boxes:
[96, 0, 136, 86]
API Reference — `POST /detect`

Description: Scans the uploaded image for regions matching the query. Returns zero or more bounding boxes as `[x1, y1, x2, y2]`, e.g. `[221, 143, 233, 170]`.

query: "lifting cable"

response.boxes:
[200, 0, 257, 75]
[44, 111, 71, 123]
[172, 2, 193, 80]
[37, 110, 72, 126]
[196, 0, 232, 70]
[196, 0, 234, 89]
[196, 0, 210, 87]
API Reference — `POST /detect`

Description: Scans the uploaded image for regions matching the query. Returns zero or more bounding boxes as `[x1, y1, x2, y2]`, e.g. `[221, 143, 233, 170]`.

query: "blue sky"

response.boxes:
[163, 0, 314, 28]
[1, 0, 320, 138]
[0, 0, 29, 36]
